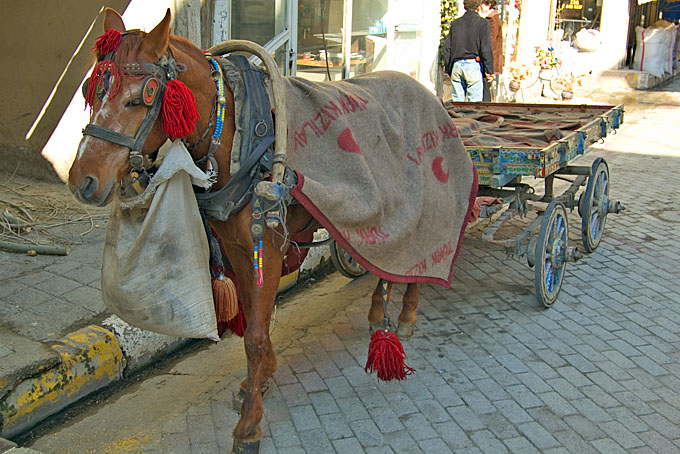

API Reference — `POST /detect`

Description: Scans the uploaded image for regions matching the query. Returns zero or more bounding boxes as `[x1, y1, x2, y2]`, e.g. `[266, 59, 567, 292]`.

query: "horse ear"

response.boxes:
[142, 9, 172, 61]
[103, 8, 126, 32]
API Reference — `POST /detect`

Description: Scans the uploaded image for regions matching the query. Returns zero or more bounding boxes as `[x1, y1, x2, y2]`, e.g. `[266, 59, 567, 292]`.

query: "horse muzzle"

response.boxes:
[71, 175, 115, 207]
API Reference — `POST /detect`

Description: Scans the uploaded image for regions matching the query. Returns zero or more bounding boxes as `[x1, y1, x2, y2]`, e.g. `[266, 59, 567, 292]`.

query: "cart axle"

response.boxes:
[567, 246, 583, 263]
[609, 201, 625, 214]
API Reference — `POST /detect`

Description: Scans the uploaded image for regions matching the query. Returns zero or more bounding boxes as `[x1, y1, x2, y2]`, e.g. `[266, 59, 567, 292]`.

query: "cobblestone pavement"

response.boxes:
[26, 80, 680, 453]
[0, 177, 109, 342]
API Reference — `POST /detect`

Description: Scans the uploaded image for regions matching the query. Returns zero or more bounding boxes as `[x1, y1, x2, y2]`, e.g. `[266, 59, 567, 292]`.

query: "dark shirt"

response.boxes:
[443, 11, 494, 76]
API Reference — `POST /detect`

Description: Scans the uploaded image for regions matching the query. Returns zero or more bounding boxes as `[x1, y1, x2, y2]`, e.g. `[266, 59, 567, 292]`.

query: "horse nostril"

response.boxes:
[80, 176, 99, 201]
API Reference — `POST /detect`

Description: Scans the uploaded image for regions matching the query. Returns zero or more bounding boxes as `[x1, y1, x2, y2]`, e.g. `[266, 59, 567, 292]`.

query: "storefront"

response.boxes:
[217, 0, 440, 91]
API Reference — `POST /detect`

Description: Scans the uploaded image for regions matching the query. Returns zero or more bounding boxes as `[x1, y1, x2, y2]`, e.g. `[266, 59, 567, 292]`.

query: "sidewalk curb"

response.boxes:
[0, 231, 332, 442]
[1, 326, 124, 440]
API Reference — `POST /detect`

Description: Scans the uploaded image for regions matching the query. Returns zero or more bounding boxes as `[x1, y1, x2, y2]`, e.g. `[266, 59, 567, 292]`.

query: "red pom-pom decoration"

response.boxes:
[94, 29, 122, 56]
[84, 60, 122, 108]
[365, 329, 415, 381]
[160, 79, 200, 139]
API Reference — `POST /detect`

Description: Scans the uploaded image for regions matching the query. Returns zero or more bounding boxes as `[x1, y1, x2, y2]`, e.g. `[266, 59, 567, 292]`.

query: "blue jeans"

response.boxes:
[450, 59, 483, 102]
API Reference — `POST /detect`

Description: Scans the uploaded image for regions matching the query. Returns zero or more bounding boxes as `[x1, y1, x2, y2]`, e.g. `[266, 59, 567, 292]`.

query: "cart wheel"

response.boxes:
[330, 240, 368, 278]
[580, 158, 609, 253]
[535, 201, 569, 308]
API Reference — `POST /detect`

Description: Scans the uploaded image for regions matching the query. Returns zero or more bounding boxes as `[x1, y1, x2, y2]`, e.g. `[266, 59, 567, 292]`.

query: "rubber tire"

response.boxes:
[580, 158, 610, 253]
[330, 240, 368, 278]
[534, 200, 569, 308]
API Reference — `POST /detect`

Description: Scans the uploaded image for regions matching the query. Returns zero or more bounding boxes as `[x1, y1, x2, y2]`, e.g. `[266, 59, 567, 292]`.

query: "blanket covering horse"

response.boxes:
[284, 71, 477, 286]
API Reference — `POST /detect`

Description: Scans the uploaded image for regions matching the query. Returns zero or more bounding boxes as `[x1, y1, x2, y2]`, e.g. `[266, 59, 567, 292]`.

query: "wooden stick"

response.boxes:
[0, 240, 69, 256]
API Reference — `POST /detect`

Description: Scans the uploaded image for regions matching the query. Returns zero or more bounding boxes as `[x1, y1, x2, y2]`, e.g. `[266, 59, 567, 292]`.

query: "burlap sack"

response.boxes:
[102, 141, 218, 340]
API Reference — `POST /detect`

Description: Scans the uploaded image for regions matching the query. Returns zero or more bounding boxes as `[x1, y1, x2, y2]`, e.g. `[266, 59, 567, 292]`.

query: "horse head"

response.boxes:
[68, 8, 230, 206]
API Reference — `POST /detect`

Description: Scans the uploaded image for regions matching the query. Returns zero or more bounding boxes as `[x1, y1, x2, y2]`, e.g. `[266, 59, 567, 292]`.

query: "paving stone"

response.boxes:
[332, 437, 365, 454]
[597, 421, 645, 450]
[518, 422, 560, 450]
[319, 412, 353, 440]
[502, 436, 541, 454]
[414, 399, 449, 423]
[289, 404, 321, 431]
[367, 406, 404, 434]
[298, 429, 333, 453]
[417, 437, 454, 454]
[350, 419, 384, 447]
[640, 413, 680, 439]
[590, 438, 628, 454]
[337, 396, 370, 421]
[384, 430, 421, 454]
[309, 391, 340, 415]
[493, 399, 533, 424]
[470, 429, 509, 454]
[447, 405, 485, 432]
[324, 375, 356, 399]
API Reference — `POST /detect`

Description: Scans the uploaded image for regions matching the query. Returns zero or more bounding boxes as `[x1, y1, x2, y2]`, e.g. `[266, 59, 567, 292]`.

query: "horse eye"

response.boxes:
[125, 98, 143, 107]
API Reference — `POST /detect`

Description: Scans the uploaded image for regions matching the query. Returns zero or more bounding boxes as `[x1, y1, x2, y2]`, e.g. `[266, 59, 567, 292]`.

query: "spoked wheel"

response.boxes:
[580, 158, 610, 253]
[330, 240, 368, 278]
[535, 201, 569, 308]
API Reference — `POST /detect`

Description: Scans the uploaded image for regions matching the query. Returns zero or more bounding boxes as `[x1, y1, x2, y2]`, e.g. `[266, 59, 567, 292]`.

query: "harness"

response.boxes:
[195, 55, 296, 222]
[81, 38, 303, 285]
[81, 33, 185, 175]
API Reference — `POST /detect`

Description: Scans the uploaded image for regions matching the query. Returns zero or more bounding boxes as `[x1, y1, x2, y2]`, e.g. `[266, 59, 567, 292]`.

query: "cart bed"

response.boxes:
[444, 102, 624, 187]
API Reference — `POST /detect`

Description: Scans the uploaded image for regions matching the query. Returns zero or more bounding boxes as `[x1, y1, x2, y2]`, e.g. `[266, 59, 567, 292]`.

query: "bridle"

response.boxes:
[81, 37, 188, 174]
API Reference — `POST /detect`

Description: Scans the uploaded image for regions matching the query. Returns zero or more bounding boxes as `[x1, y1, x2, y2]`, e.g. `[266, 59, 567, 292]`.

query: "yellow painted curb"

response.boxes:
[0, 326, 124, 438]
[278, 269, 299, 293]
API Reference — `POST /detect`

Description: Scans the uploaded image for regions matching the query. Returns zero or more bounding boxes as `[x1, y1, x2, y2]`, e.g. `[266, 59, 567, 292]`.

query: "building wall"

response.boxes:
[0, 1, 131, 181]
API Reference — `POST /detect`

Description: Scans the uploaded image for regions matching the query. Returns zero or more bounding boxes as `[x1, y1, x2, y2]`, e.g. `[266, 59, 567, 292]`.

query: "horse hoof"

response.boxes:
[396, 322, 415, 340]
[232, 439, 260, 454]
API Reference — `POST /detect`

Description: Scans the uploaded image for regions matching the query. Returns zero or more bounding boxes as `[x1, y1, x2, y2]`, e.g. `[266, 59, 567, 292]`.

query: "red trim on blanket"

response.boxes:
[447, 165, 478, 287]
[290, 166, 479, 288]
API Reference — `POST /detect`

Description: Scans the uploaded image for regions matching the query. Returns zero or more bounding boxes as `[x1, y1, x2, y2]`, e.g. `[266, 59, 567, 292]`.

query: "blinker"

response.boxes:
[142, 77, 160, 107]
[82, 77, 90, 99]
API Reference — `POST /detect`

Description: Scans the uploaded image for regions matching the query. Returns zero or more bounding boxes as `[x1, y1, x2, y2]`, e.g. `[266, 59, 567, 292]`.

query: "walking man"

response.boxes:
[443, 0, 494, 102]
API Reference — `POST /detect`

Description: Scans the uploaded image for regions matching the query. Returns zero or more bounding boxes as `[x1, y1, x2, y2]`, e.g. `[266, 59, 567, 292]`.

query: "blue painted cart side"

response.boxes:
[459, 104, 624, 187]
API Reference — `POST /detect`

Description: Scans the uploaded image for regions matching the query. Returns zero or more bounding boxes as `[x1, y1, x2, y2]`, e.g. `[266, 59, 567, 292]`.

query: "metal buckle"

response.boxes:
[255, 120, 268, 137]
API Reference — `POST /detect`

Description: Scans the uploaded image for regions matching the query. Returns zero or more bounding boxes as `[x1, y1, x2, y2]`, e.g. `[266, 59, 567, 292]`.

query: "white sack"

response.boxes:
[634, 25, 672, 78]
[102, 141, 219, 341]
[573, 29, 601, 52]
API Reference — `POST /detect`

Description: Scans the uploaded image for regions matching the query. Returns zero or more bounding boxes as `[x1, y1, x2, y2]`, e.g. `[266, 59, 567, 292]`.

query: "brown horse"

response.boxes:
[68, 8, 424, 452]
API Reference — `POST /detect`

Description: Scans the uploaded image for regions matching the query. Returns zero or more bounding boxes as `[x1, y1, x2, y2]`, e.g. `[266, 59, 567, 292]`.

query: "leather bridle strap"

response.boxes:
[82, 79, 165, 171]
[81, 50, 183, 172]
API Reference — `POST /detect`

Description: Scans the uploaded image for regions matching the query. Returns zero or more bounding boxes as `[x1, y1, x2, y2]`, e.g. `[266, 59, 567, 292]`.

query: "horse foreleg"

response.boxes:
[231, 239, 283, 451]
[234, 270, 282, 444]
[368, 279, 393, 332]
[396, 283, 419, 340]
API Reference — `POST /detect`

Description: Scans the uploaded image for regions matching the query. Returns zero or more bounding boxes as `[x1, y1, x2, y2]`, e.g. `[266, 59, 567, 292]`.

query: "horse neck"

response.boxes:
[168, 37, 235, 187]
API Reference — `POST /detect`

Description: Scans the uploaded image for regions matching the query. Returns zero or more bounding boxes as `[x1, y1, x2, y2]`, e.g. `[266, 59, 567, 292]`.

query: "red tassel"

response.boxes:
[225, 301, 247, 337]
[365, 329, 415, 381]
[94, 29, 122, 55]
[161, 79, 199, 139]
[212, 273, 239, 323]
[85, 60, 122, 108]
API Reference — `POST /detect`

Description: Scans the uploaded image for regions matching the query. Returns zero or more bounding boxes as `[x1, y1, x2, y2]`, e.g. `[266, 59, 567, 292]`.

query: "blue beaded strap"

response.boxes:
[209, 58, 226, 140]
